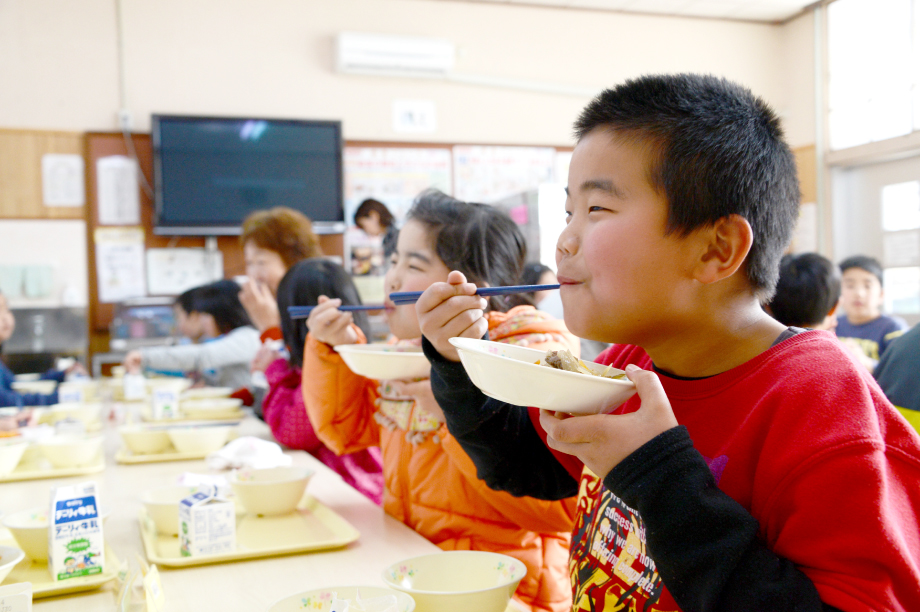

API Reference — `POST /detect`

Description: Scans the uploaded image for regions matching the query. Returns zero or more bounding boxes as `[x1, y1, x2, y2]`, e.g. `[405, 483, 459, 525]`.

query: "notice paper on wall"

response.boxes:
[94, 227, 146, 303]
[97, 155, 141, 225]
[42, 154, 85, 207]
[146, 248, 224, 296]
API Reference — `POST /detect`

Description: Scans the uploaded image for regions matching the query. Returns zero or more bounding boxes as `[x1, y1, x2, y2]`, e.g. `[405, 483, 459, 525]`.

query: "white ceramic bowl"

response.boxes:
[139, 485, 204, 536]
[166, 425, 234, 454]
[334, 344, 430, 380]
[269, 586, 416, 612]
[0, 439, 28, 477]
[449, 337, 636, 415]
[57, 380, 101, 402]
[382, 551, 526, 612]
[180, 398, 243, 420]
[48, 402, 104, 427]
[118, 424, 173, 454]
[11, 380, 57, 395]
[37, 434, 104, 468]
[0, 546, 25, 584]
[2, 506, 110, 561]
[229, 467, 314, 516]
[181, 387, 233, 400]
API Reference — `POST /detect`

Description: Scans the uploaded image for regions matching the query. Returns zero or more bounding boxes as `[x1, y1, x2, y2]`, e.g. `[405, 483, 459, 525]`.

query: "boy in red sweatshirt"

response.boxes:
[418, 74, 920, 611]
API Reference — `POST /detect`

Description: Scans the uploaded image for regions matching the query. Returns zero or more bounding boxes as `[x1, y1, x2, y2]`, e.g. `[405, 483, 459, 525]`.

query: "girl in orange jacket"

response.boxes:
[303, 190, 579, 612]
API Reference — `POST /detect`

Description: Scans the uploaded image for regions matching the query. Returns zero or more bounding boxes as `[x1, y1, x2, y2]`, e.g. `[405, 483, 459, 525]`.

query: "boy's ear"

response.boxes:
[694, 214, 753, 285]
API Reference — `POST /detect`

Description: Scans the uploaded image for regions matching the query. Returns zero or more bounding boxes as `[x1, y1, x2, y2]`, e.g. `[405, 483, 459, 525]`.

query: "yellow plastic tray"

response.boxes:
[0, 452, 105, 483]
[115, 446, 210, 464]
[139, 495, 360, 567]
[0, 539, 120, 599]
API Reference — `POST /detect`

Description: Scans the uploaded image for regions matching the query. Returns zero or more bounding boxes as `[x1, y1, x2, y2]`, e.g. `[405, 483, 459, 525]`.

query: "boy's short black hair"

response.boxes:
[574, 73, 800, 299]
[840, 255, 884, 286]
[767, 253, 841, 327]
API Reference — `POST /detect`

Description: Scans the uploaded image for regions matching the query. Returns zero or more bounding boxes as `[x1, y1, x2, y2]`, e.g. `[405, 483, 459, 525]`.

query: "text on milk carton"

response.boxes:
[50, 483, 104, 581]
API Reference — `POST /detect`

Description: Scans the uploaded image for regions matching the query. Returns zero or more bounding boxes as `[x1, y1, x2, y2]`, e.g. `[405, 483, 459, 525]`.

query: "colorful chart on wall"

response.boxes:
[343, 147, 452, 227]
[452, 145, 557, 204]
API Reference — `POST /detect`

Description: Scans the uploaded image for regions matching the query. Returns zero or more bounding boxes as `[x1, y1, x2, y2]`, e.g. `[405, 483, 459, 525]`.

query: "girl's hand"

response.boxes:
[416, 271, 488, 362]
[388, 379, 445, 423]
[239, 281, 281, 332]
[251, 344, 282, 373]
[123, 351, 143, 374]
[538, 364, 678, 478]
[306, 296, 358, 347]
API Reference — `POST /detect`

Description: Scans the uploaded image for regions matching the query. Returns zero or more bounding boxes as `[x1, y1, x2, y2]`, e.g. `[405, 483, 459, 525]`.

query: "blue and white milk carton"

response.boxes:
[49, 482, 104, 581]
[178, 486, 235, 557]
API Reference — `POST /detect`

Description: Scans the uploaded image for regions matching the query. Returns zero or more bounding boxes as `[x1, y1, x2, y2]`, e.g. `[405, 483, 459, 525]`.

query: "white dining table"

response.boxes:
[1, 411, 442, 611]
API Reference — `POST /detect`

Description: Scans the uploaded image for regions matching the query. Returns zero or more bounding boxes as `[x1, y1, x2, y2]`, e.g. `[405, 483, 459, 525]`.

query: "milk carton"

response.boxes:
[178, 486, 235, 557]
[150, 380, 184, 420]
[57, 382, 85, 404]
[49, 482, 104, 581]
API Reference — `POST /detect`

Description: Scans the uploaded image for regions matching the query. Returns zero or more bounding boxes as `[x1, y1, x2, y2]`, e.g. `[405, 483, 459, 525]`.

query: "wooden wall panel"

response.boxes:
[794, 144, 817, 204]
[0, 128, 85, 219]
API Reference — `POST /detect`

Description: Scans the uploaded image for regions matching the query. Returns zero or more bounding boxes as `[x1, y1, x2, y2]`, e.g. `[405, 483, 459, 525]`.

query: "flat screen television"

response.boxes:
[152, 114, 345, 235]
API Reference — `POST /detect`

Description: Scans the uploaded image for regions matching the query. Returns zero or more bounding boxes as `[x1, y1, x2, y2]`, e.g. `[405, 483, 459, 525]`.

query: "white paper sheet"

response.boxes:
[94, 227, 146, 303]
[97, 155, 141, 225]
[146, 248, 224, 296]
[42, 154, 85, 206]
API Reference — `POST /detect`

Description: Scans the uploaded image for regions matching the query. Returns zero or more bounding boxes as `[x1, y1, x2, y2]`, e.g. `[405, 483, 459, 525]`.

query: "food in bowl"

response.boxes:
[268, 586, 416, 612]
[541, 349, 626, 379]
[119, 424, 173, 454]
[0, 546, 25, 584]
[334, 344, 430, 380]
[2, 506, 111, 561]
[448, 337, 636, 415]
[166, 424, 234, 454]
[0, 439, 28, 477]
[229, 466, 313, 516]
[382, 551, 526, 612]
[37, 434, 104, 468]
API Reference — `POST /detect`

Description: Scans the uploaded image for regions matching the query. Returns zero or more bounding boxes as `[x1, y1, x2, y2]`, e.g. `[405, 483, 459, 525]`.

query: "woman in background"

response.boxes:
[354, 198, 398, 258]
[124, 280, 260, 389]
[251, 258, 384, 503]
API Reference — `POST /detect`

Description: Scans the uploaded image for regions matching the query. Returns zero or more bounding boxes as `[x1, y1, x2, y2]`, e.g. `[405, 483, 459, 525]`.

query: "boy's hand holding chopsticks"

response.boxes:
[416, 271, 489, 362]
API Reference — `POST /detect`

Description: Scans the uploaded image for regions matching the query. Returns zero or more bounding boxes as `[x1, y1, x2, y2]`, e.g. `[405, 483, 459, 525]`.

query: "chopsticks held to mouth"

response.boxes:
[389, 283, 561, 306]
[288, 304, 385, 320]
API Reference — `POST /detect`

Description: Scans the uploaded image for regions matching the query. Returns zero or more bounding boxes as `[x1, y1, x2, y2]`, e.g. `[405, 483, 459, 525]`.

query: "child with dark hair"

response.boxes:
[521, 262, 558, 306]
[303, 189, 580, 612]
[354, 198, 398, 257]
[124, 280, 260, 389]
[251, 258, 383, 504]
[836, 254, 907, 367]
[419, 74, 920, 611]
[765, 252, 840, 330]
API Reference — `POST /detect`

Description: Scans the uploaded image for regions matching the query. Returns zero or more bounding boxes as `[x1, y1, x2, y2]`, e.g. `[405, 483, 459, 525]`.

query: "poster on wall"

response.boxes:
[94, 227, 146, 303]
[452, 145, 556, 203]
[97, 155, 141, 225]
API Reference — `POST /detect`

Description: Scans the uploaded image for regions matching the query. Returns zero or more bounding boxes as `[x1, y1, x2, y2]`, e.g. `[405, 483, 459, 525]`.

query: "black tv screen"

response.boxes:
[152, 115, 344, 235]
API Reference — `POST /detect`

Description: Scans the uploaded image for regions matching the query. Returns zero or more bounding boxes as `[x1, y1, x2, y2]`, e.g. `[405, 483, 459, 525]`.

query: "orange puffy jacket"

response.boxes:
[302, 306, 579, 612]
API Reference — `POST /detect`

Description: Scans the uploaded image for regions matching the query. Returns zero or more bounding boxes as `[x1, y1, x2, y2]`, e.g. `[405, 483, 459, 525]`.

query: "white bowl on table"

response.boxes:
[48, 402, 104, 427]
[11, 380, 57, 395]
[448, 337, 636, 415]
[118, 424, 173, 455]
[180, 397, 243, 420]
[382, 550, 526, 612]
[229, 467, 314, 516]
[166, 424, 234, 454]
[0, 546, 25, 584]
[37, 434, 104, 468]
[0, 439, 28, 477]
[334, 344, 430, 380]
[2, 506, 111, 562]
[139, 485, 205, 536]
[181, 387, 233, 400]
[269, 585, 416, 612]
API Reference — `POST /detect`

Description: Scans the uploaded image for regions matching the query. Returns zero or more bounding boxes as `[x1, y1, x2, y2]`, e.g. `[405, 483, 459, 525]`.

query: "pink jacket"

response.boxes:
[262, 358, 384, 504]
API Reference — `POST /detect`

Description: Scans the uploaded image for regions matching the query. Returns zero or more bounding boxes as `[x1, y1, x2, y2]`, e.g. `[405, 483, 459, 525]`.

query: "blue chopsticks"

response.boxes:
[288, 304, 385, 320]
[389, 283, 561, 306]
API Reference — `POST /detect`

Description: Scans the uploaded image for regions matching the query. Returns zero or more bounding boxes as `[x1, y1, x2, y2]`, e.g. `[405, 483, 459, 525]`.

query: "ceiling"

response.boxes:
[423, 0, 819, 23]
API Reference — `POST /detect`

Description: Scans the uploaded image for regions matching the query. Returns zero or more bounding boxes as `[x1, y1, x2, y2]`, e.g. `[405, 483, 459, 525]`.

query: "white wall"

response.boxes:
[0, 0, 817, 148]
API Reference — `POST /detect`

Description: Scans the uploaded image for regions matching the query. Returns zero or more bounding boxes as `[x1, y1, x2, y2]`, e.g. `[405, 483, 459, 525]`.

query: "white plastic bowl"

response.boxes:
[180, 398, 243, 420]
[269, 586, 416, 612]
[119, 424, 173, 454]
[383, 551, 526, 612]
[37, 434, 104, 468]
[48, 402, 104, 427]
[166, 425, 234, 454]
[0, 546, 25, 584]
[334, 344, 430, 380]
[449, 337, 636, 415]
[0, 439, 28, 477]
[229, 467, 314, 516]
[181, 387, 233, 400]
[139, 485, 204, 536]
[2, 506, 110, 561]
[11, 380, 57, 395]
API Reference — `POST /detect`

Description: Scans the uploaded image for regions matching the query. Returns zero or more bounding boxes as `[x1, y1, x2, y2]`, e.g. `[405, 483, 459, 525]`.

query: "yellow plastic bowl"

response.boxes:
[181, 387, 234, 400]
[382, 551, 526, 612]
[48, 402, 104, 427]
[0, 546, 25, 584]
[180, 398, 244, 420]
[2, 506, 110, 561]
[37, 434, 104, 468]
[229, 467, 313, 516]
[334, 344, 430, 380]
[0, 439, 28, 477]
[269, 586, 415, 612]
[166, 425, 234, 454]
[119, 425, 173, 454]
[139, 485, 205, 536]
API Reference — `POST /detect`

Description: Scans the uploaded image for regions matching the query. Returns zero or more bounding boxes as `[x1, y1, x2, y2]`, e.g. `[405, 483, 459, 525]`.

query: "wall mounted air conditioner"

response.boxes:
[336, 32, 455, 78]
